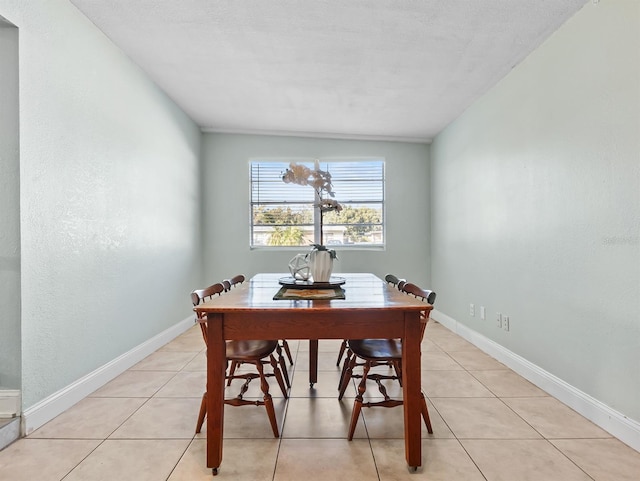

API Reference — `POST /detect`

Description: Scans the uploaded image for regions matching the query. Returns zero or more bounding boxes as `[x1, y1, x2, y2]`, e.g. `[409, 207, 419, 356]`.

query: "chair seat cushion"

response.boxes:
[347, 338, 402, 360]
[226, 340, 278, 360]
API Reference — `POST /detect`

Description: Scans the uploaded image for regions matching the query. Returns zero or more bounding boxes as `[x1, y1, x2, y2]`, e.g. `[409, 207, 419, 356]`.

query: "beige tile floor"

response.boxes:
[2, 321, 640, 480]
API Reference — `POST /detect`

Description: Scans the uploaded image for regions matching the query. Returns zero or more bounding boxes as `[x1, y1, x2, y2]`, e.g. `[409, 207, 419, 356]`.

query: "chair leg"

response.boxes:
[195, 391, 207, 433]
[336, 339, 348, 366]
[269, 354, 289, 398]
[420, 391, 433, 434]
[338, 351, 357, 400]
[256, 360, 279, 438]
[281, 340, 294, 365]
[275, 344, 291, 388]
[337, 348, 349, 390]
[392, 359, 402, 387]
[227, 360, 239, 386]
[347, 361, 371, 440]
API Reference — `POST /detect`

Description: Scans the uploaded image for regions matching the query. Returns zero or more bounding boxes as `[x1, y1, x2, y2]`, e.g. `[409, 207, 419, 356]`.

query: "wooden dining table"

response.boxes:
[194, 272, 432, 475]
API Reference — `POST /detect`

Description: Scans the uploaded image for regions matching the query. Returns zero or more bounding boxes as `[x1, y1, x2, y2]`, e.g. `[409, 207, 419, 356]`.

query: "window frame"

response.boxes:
[249, 157, 386, 250]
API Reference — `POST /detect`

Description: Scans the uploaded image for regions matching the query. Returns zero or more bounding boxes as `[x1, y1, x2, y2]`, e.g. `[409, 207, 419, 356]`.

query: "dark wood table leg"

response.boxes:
[402, 311, 422, 470]
[309, 339, 318, 387]
[207, 313, 226, 475]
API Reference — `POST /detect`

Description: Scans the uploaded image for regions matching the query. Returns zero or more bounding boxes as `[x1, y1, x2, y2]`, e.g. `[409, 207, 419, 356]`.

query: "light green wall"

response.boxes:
[430, 0, 640, 422]
[0, 0, 203, 408]
[0, 18, 20, 390]
[201, 133, 430, 286]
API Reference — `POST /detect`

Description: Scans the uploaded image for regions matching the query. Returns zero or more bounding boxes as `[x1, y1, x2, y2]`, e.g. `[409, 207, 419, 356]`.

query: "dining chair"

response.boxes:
[335, 273, 406, 367]
[337, 281, 435, 440]
[191, 283, 288, 437]
[223, 274, 293, 389]
[228, 274, 294, 372]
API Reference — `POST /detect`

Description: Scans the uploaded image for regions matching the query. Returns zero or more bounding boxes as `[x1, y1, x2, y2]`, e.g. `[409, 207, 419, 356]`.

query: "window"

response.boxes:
[250, 158, 385, 248]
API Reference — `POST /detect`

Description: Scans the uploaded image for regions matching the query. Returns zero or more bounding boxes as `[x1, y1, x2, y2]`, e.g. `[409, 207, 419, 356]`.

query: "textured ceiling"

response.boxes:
[70, 0, 588, 142]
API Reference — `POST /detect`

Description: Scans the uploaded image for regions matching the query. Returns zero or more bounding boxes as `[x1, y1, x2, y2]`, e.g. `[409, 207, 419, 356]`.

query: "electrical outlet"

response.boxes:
[470, 303, 475, 317]
[480, 306, 486, 320]
[503, 316, 510, 331]
[496, 312, 502, 328]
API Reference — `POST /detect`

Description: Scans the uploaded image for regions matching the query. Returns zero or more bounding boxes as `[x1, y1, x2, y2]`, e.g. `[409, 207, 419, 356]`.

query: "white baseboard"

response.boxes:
[0, 417, 20, 451]
[22, 316, 195, 435]
[431, 309, 640, 452]
[0, 390, 21, 418]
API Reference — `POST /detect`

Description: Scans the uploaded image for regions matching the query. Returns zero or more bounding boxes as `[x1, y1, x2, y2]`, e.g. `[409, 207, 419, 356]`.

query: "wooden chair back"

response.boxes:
[384, 273, 407, 290]
[191, 283, 225, 345]
[401, 283, 436, 304]
[228, 274, 245, 288]
[400, 282, 436, 340]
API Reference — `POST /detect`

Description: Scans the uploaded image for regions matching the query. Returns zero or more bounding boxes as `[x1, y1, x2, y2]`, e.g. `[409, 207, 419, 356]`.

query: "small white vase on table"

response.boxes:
[308, 244, 337, 283]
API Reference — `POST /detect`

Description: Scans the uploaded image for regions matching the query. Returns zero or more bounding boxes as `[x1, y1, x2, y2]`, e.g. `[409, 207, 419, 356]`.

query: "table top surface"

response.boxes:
[193, 272, 432, 313]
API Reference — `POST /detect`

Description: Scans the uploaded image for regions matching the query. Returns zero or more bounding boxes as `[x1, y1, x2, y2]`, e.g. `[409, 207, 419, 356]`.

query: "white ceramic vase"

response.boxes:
[309, 250, 333, 283]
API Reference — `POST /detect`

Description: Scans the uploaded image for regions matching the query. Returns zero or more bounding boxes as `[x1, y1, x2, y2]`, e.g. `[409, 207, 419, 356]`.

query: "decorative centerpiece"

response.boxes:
[288, 253, 311, 281]
[282, 162, 342, 283]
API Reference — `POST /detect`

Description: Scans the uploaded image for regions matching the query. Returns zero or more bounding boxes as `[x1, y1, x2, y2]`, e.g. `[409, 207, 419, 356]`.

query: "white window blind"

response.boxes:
[250, 159, 385, 248]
